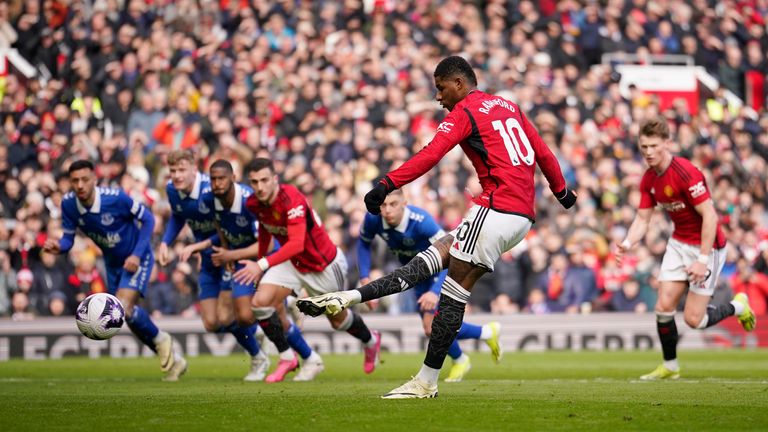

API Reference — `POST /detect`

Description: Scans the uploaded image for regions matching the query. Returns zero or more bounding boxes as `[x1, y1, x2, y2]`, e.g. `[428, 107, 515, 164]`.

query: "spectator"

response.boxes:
[30, 249, 73, 315]
[560, 247, 599, 314]
[611, 279, 648, 313]
[66, 249, 106, 304]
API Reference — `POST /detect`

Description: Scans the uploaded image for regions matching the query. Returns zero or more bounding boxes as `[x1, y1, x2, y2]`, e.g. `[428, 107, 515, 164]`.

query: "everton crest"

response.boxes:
[101, 213, 114, 226]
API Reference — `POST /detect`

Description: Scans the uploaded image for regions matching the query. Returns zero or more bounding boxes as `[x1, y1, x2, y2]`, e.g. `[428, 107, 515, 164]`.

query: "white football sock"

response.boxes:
[663, 359, 679, 371]
[731, 300, 745, 315]
[416, 364, 440, 386]
[346, 290, 362, 304]
[480, 325, 493, 340]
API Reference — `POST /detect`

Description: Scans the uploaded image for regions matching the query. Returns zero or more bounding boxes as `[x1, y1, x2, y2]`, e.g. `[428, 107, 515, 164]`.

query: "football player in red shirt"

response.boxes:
[615, 117, 755, 380]
[299, 56, 576, 398]
[234, 158, 381, 381]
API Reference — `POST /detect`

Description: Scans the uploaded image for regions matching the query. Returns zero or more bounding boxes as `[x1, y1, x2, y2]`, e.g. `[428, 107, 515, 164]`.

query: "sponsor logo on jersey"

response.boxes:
[90, 232, 121, 248]
[392, 248, 418, 257]
[658, 201, 686, 212]
[436, 121, 454, 133]
[101, 213, 114, 226]
[688, 181, 706, 198]
[287, 205, 305, 220]
[262, 223, 288, 236]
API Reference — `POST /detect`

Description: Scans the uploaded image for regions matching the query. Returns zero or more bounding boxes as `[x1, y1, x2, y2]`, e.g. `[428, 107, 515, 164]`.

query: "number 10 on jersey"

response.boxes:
[492, 118, 535, 166]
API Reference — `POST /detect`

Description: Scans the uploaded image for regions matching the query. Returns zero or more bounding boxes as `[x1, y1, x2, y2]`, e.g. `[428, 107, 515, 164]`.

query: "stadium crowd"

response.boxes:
[1, 0, 767, 321]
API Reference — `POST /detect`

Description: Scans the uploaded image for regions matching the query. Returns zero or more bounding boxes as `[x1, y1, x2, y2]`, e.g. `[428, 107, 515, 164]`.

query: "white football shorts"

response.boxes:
[448, 204, 532, 272]
[259, 247, 348, 297]
[658, 238, 726, 296]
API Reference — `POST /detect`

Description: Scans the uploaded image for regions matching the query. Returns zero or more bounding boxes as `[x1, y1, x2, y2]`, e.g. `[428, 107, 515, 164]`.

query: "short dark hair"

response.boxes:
[210, 159, 233, 174]
[434, 56, 477, 86]
[246, 158, 274, 175]
[68, 159, 94, 175]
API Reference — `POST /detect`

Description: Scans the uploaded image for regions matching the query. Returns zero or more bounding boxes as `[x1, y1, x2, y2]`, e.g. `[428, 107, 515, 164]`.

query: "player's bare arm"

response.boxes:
[688, 199, 718, 283]
[616, 207, 653, 264]
[180, 238, 213, 262]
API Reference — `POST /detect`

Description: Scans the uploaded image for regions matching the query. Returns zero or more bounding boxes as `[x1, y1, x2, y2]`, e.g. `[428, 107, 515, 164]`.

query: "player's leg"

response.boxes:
[458, 321, 502, 364]
[275, 293, 323, 381]
[384, 207, 530, 398]
[684, 247, 755, 331]
[227, 280, 270, 382]
[313, 251, 381, 374]
[114, 253, 185, 379]
[251, 263, 302, 382]
[276, 301, 317, 363]
[640, 280, 686, 380]
[297, 235, 453, 317]
[423, 310, 469, 383]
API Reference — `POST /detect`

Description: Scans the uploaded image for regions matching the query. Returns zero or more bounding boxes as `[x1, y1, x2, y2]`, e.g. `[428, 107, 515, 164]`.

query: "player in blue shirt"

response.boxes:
[158, 150, 268, 381]
[358, 190, 502, 382]
[184, 160, 321, 381]
[43, 160, 187, 381]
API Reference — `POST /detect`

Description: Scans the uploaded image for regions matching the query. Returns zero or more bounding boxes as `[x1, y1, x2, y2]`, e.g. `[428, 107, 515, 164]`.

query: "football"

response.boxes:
[75, 293, 125, 340]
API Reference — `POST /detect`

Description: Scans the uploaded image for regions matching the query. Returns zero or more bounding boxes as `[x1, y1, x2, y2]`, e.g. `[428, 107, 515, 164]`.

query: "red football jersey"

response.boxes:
[639, 156, 726, 249]
[386, 90, 566, 220]
[245, 184, 337, 273]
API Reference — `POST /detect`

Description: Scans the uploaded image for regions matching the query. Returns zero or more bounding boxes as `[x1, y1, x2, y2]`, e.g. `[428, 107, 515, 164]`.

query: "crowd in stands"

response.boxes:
[1, 0, 767, 320]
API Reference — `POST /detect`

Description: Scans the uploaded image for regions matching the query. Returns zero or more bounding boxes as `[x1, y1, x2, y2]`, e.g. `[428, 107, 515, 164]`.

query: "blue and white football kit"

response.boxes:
[163, 173, 225, 300]
[163, 174, 262, 359]
[60, 187, 160, 351]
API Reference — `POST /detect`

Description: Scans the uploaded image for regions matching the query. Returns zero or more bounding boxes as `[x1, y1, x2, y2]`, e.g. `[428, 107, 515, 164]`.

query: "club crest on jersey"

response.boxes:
[664, 185, 675, 198]
[403, 238, 415, 246]
[101, 213, 114, 226]
[78, 218, 85, 226]
[176, 204, 183, 212]
[381, 233, 389, 241]
[436, 121, 454, 133]
[198, 201, 210, 214]
[236, 215, 248, 227]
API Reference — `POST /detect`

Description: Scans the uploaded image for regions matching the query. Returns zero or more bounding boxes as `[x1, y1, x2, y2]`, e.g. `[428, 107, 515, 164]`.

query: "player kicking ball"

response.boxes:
[45, 160, 187, 381]
[234, 158, 382, 381]
[358, 189, 502, 382]
[298, 56, 575, 398]
[615, 117, 755, 380]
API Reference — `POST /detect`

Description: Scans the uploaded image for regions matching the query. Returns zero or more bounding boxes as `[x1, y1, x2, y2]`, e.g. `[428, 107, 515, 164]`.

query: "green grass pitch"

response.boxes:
[2, 350, 767, 431]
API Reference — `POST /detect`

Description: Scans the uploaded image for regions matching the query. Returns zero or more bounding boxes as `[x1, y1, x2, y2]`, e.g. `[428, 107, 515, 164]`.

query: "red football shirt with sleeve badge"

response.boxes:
[245, 184, 337, 273]
[638, 156, 726, 249]
[385, 90, 567, 221]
